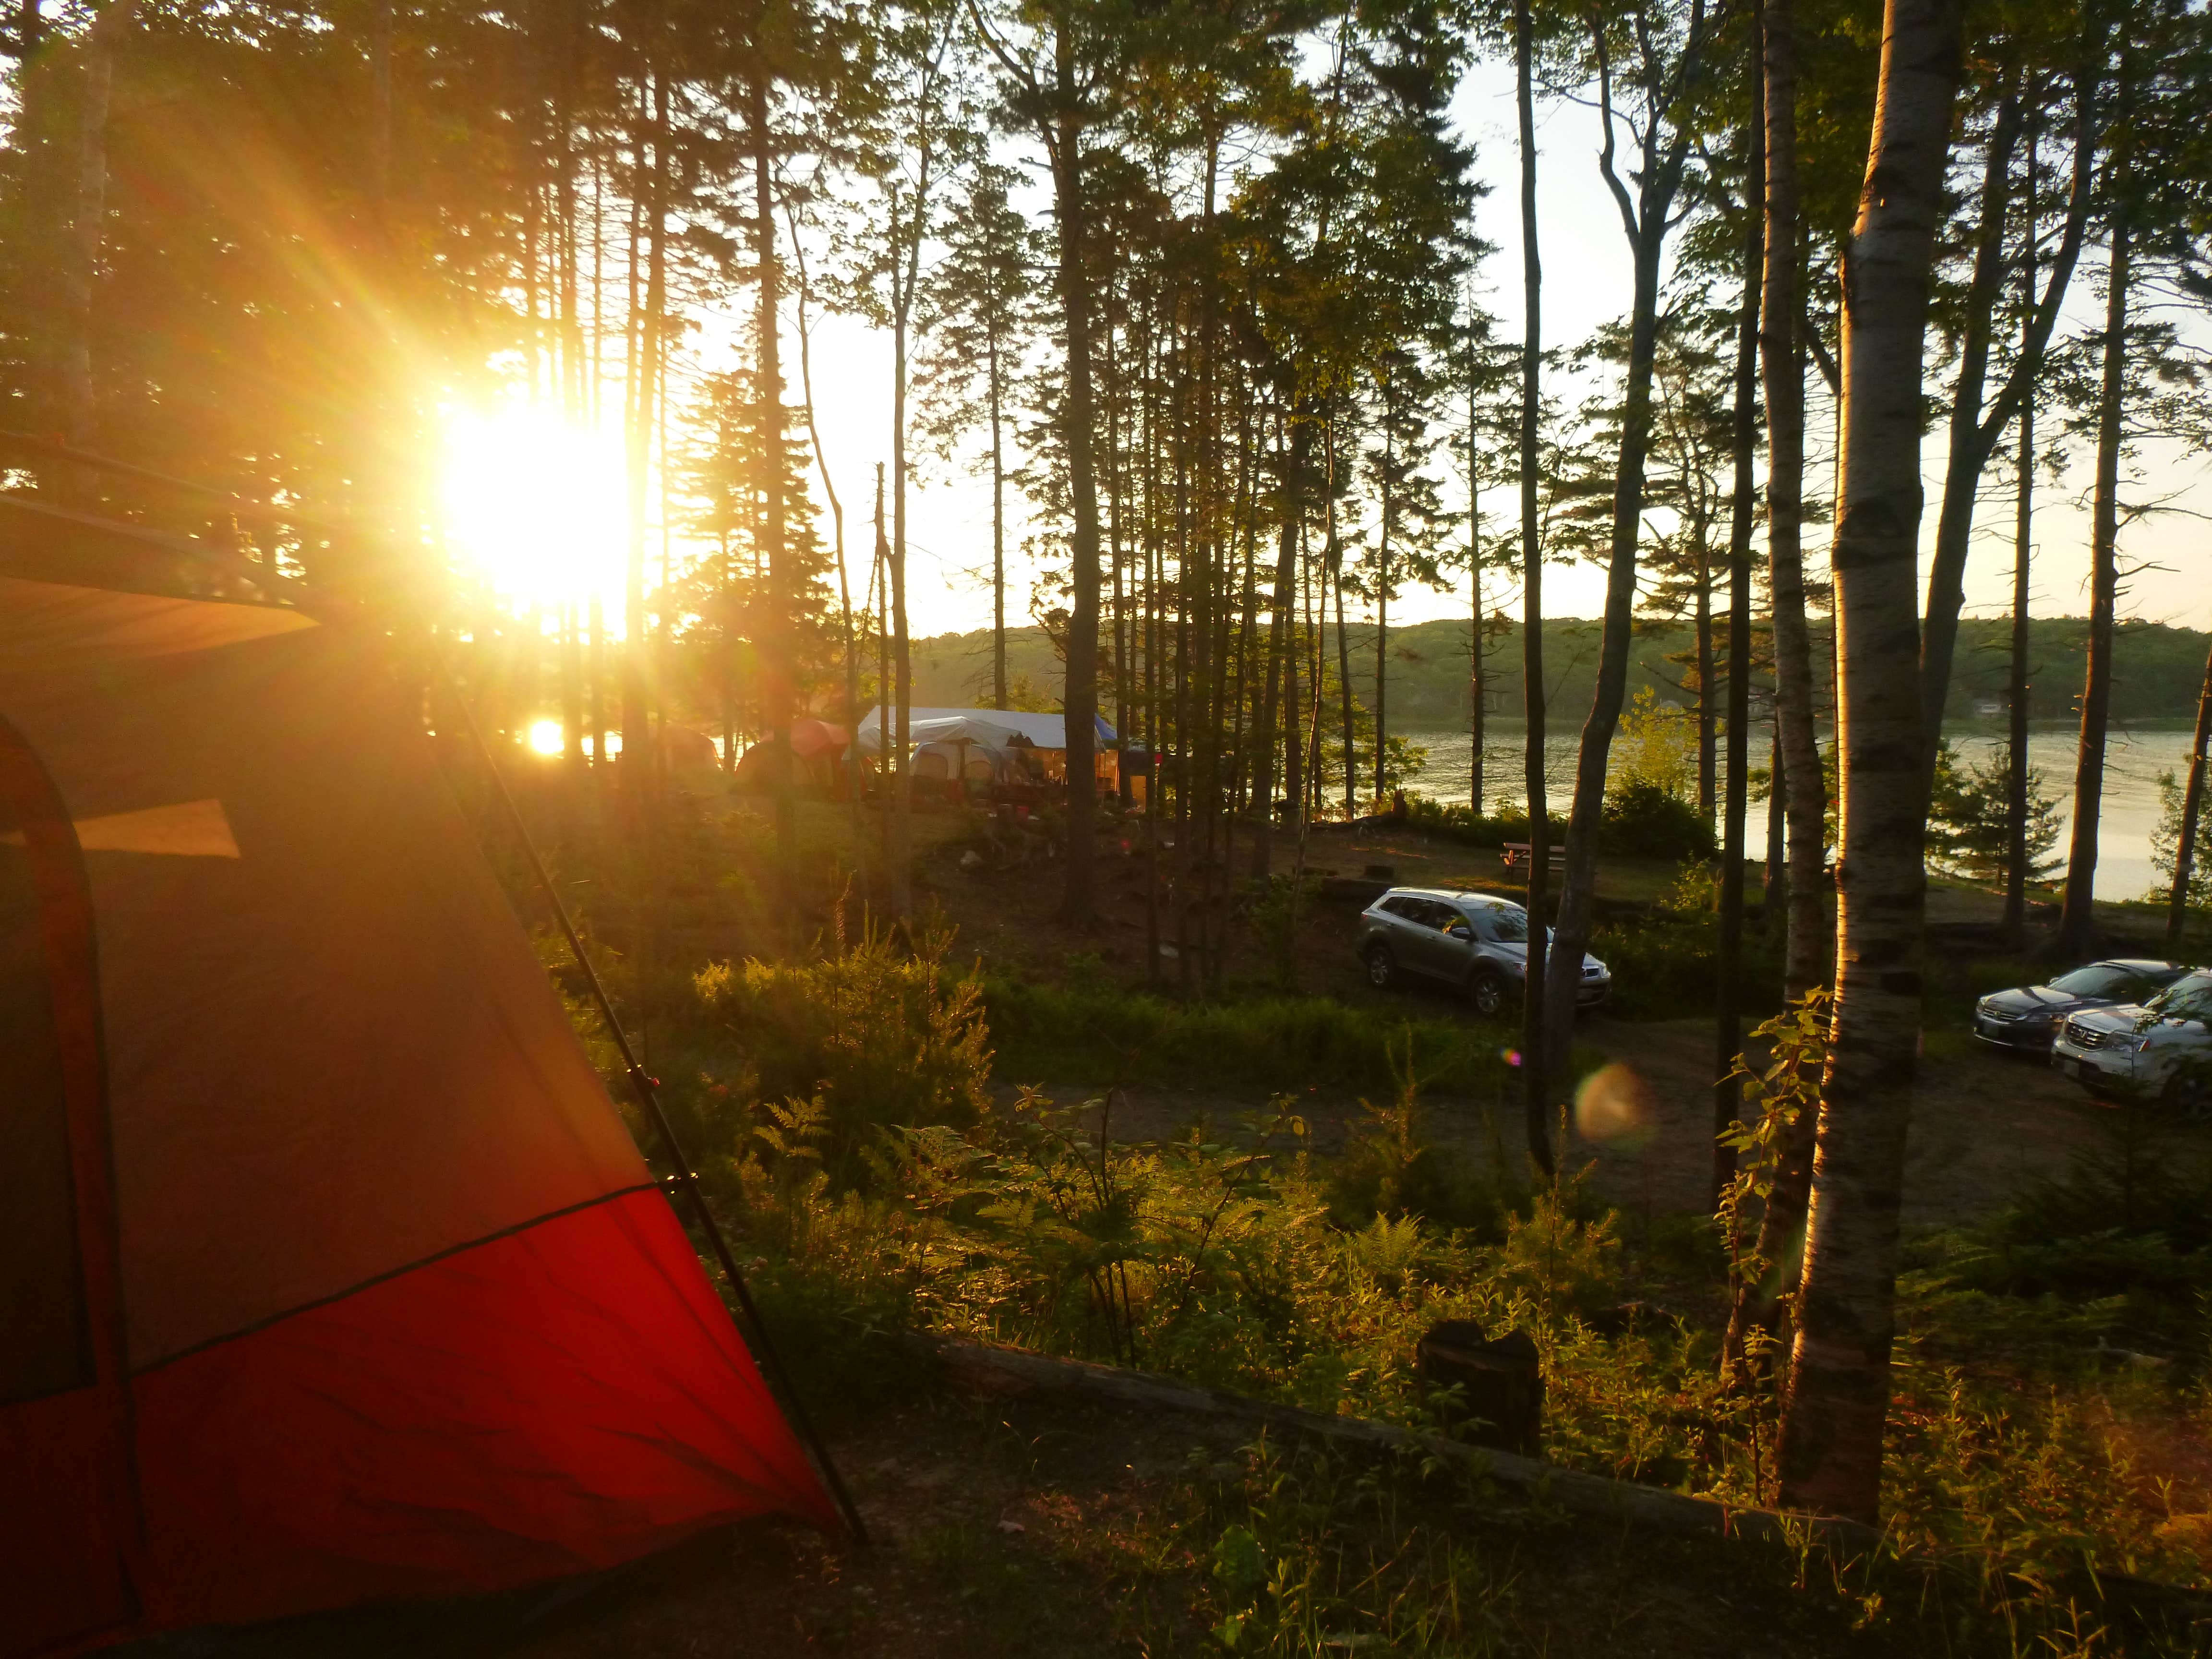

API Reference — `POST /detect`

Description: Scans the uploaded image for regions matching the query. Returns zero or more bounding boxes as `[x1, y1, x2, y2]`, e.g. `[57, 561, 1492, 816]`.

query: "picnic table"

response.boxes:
[1499, 842, 1568, 870]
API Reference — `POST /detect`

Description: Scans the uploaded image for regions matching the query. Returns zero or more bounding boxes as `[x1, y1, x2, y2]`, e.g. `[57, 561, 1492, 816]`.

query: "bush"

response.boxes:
[1399, 794, 1526, 846]
[1598, 780, 1714, 861]
[691, 917, 993, 1182]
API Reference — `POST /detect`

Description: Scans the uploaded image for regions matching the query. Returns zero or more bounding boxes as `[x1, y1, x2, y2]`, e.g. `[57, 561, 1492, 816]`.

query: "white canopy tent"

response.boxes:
[852, 708, 1116, 757]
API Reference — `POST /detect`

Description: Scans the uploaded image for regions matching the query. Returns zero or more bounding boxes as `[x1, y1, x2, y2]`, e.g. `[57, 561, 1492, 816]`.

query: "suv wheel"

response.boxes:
[1469, 968, 1508, 1018]
[1364, 944, 1398, 989]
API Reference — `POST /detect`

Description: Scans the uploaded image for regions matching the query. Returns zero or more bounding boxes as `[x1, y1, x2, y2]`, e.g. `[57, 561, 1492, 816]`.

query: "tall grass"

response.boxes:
[983, 976, 1515, 1098]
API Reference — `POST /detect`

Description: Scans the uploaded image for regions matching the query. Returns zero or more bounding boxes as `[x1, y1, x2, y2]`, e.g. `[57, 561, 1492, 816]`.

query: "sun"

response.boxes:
[441, 400, 627, 611]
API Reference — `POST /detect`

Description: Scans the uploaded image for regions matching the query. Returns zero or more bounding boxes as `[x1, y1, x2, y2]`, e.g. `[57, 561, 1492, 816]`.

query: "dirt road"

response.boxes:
[1046, 1014, 2132, 1226]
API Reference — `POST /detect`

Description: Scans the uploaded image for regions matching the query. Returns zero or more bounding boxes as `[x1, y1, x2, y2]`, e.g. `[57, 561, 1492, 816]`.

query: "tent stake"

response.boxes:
[437, 653, 871, 1548]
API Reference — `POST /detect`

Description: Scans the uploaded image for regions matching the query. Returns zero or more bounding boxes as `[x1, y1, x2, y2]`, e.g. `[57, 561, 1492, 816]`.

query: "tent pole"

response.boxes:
[435, 650, 872, 1548]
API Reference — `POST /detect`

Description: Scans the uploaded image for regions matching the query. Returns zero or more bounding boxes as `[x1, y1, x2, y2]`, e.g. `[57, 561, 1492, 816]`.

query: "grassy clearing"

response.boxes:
[983, 971, 1517, 1098]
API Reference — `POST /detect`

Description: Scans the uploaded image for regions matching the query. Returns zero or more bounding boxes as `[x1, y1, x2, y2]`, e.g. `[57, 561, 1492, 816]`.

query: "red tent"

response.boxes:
[0, 576, 834, 1657]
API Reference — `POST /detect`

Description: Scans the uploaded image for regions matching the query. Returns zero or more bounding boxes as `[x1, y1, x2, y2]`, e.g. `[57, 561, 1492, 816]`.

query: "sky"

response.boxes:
[448, 53, 2212, 645]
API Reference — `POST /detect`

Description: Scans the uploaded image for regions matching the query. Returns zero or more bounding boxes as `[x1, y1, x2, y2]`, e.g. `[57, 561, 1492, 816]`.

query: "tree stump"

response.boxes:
[1417, 1320, 1542, 1456]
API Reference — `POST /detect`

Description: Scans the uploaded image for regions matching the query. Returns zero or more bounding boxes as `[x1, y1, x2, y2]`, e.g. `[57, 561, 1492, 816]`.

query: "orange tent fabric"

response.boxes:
[0, 577, 832, 1656]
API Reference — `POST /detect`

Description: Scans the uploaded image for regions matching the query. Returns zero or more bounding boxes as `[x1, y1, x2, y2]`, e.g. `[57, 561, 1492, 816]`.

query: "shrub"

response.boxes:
[691, 916, 992, 1183]
[1598, 780, 1714, 861]
[1929, 738, 2062, 889]
[1399, 794, 1525, 846]
[1607, 685, 1700, 800]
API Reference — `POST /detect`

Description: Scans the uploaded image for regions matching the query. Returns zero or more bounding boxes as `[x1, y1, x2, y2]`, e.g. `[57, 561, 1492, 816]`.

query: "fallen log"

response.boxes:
[921, 1335, 1869, 1551]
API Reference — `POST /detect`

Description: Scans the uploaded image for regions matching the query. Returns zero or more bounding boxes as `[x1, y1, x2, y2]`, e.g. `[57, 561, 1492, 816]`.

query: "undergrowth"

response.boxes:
[555, 883, 2212, 1652]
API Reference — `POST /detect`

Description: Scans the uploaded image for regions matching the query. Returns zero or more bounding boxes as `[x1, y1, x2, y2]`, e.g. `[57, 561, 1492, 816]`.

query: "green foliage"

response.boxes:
[691, 915, 992, 1183]
[1323, 1046, 1519, 1235]
[1717, 993, 1829, 1405]
[2148, 767, 2212, 909]
[1183, 1440, 1511, 1656]
[1245, 873, 1322, 990]
[982, 978, 1513, 1099]
[1584, 895, 1785, 1023]
[1398, 793, 1525, 845]
[1606, 686, 1700, 801]
[1903, 1106, 2212, 1354]
[1927, 738, 2063, 889]
[1598, 780, 1715, 861]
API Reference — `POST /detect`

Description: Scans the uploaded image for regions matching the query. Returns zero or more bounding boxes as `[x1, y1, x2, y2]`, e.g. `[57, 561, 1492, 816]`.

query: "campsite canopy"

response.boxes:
[0, 576, 833, 1656]
[852, 707, 1115, 756]
[911, 738, 1027, 785]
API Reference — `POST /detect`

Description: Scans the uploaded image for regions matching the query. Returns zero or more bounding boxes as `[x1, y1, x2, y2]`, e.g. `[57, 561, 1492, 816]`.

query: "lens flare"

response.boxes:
[527, 719, 564, 757]
[1574, 1062, 1656, 1147]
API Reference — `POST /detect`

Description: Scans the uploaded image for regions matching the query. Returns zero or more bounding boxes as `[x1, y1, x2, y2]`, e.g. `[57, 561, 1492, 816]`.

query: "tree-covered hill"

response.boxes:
[911, 615, 2211, 731]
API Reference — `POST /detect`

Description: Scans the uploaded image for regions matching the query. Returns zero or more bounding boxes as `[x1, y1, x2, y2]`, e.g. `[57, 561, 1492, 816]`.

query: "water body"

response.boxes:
[1397, 722, 2197, 904]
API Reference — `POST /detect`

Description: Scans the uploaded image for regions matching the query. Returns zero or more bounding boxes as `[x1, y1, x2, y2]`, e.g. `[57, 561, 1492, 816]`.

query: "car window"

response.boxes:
[1379, 896, 1416, 919]
[2049, 965, 2137, 998]
[1483, 906, 1531, 943]
[1412, 900, 1455, 930]
[2147, 973, 2212, 1022]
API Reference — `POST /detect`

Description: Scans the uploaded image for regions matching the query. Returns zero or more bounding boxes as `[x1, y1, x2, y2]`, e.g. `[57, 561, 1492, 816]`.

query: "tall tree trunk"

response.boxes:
[1329, 422, 1355, 816]
[1775, 0, 1963, 1525]
[61, 0, 135, 491]
[1696, 551, 1716, 823]
[1917, 48, 2099, 765]
[990, 332, 1008, 710]
[791, 223, 861, 878]
[1514, 0, 1553, 1178]
[1285, 508, 1305, 832]
[1049, 36, 1103, 926]
[2057, 64, 2134, 959]
[1469, 455, 1485, 815]
[1765, 721, 1787, 916]
[1250, 419, 1306, 878]
[2168, 643, 2212, 948]
[2003, 137, 2039, 945]
[621, 67, 663, 816]
[875, 469, 894, 878]
[890, 241, 914, 915]
[1334, 543, 1354, 812]
[1541, 102, 1692, 1078]
[1715, 29, 1764, 1214]
[371, 0, 392, 209]
[1911, 94, 2022, 770]
[588, 595, 606, 785]
[1373, 474, 1390, 805]
[1760, 0, 1827, 998]
[752, 66, 796, 912]
[561, 604, 584, 780]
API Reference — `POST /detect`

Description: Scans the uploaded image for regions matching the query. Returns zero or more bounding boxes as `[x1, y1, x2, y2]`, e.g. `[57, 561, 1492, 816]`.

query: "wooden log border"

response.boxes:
[922, 1336, 2212, 1630]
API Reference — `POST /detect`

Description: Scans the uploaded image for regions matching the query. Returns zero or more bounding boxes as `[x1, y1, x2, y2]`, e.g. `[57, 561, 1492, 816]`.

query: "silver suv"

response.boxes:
[1356, 887, 1611, 1018]
[2051, 966, 2212, 1109]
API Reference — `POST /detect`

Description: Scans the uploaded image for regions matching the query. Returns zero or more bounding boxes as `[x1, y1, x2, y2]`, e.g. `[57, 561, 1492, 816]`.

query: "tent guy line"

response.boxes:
[430, 636, 874, 1549]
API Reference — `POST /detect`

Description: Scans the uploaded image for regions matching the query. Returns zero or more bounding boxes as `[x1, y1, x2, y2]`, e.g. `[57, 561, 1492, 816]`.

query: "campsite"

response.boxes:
[12, 0, 2212, 1652]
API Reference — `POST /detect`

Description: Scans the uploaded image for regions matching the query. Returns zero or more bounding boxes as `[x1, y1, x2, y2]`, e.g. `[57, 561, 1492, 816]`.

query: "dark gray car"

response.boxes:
[1973, 958, 2187, 1053]
[1357, 887, 1611, 1017]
